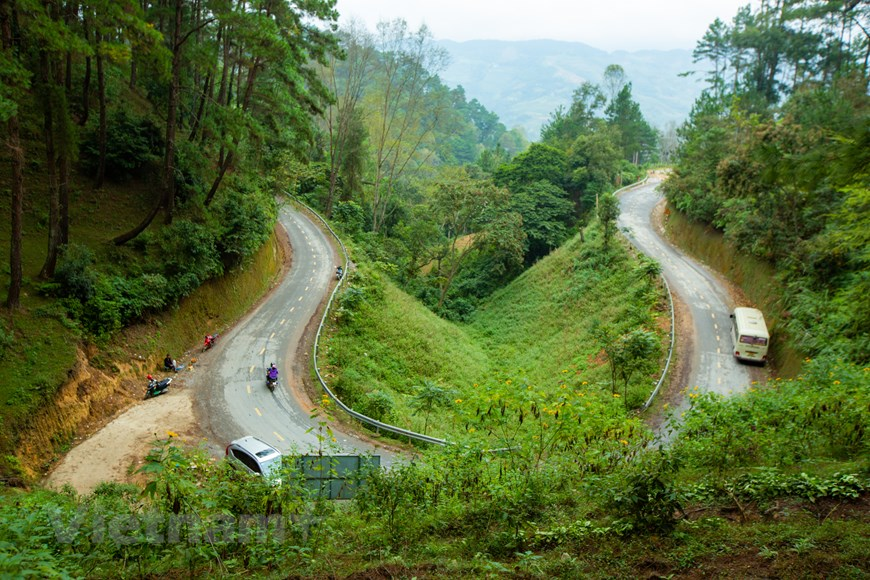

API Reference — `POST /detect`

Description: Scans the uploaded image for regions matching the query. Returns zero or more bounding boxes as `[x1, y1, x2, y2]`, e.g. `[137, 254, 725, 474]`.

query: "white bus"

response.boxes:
[729, 307, 769, 365]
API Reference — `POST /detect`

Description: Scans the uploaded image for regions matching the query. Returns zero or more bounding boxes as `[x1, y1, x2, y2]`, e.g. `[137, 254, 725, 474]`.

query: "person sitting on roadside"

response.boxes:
[164, 354, 178, 372]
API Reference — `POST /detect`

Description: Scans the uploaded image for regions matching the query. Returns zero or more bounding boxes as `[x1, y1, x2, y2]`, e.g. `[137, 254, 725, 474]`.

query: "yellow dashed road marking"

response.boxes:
[255, 407, 262, 417]
[273, 432, 285, 442]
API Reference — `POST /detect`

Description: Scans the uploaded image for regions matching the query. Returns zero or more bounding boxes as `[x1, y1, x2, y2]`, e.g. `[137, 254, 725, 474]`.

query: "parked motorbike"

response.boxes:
[203, 333, 219, 351]
[336, 266, 344, 280]
[144, 375, 172, 399]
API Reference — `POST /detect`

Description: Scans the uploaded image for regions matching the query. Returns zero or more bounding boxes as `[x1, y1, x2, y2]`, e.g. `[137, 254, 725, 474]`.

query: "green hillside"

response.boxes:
[469, 225, 665, 400]
[322, 220, 666, 440]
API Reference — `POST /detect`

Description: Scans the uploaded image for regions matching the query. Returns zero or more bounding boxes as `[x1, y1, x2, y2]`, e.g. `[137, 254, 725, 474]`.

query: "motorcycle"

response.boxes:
[203, 333, 219, 351]
[266, 367, 278, 392]
[336, 266, 344, 280]
[144, 376, 172, 399]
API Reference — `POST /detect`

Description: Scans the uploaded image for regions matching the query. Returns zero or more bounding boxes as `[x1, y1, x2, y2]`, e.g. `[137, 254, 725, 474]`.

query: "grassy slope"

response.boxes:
[468, 227, 665, 398]
[324, 223, 667, 437]
[323, 267, 490, 435]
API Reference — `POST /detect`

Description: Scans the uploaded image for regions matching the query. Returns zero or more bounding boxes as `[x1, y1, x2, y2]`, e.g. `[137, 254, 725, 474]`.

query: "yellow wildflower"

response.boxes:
[167, 431, 178, 438]
[455, 399, 463, 404]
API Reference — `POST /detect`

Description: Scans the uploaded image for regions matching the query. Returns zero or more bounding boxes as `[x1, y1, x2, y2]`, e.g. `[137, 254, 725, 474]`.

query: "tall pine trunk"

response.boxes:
[3, 4, 24, 309]
[94, 34, 107, 188]
[5, 113, 24, 309]
[161, 0, 183, 224]
[38, 50, 61, 280]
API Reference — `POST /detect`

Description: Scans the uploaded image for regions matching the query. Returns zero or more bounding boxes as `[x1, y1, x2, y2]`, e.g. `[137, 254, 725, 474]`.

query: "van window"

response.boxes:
[231, 449, 262, 474]
[739, 335, 768, 346]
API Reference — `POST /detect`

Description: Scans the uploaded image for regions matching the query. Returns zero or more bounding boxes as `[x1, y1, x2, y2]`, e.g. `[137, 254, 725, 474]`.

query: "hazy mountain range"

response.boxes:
[436, 39, 709, 140]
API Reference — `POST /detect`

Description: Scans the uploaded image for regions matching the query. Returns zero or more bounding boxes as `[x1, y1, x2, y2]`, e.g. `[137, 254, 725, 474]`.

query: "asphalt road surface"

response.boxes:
[196, 202, 395, 463]
[617, 177, 756, 411]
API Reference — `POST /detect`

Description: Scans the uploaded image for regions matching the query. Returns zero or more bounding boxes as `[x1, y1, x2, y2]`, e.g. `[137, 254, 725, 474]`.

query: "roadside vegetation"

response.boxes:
[0, 355, 866, 577]
[0, 0, 868, 577]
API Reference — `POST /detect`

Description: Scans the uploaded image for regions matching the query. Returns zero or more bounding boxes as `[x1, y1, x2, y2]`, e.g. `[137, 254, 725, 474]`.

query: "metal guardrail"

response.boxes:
[288, 196, 448, 447]
[613, 176, 677, 412]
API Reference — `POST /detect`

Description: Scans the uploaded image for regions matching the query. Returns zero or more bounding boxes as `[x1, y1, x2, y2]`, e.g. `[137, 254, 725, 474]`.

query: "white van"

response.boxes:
[226, 436, 283, 483]
[729, 307, 769, 364]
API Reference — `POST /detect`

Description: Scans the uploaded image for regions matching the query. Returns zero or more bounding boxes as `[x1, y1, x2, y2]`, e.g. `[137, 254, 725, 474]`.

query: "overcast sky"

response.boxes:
[334, 0, 757, 52]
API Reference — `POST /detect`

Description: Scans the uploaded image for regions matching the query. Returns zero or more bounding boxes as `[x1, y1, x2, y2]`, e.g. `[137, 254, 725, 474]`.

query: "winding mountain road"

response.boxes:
[617, 176, 758, 413]
[48, 177, 758, 494]
[194, 202, 395, 462]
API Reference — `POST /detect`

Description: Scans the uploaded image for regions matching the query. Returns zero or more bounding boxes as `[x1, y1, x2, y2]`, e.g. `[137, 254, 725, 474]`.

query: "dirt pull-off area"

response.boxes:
[44, 379, 200, 495]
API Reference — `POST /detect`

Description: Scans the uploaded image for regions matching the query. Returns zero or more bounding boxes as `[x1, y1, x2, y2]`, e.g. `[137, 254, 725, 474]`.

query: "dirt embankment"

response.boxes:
[21, 342, 209, 494]
[17, 346, 143, 483]
[42, 363, 202, 495]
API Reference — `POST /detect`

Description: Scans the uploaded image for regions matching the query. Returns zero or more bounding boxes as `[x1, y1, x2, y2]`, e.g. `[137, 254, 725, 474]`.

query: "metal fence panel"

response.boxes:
[296, 455, 380, 499]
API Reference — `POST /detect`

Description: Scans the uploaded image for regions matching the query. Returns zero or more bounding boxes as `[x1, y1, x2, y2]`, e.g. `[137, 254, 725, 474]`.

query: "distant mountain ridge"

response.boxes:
[436, 39, 707, 140]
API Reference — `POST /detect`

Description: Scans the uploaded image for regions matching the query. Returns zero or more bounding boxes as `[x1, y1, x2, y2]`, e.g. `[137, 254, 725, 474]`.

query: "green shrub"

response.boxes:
[79, 110, 162, 180]
[333, 200, 367, 233]
[213, 184, 277, 266]
[53, 244, 98, 302]
[154, 219, 222, 296]
[359, 390, 394, 422]
[601, 448, 682, 534]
